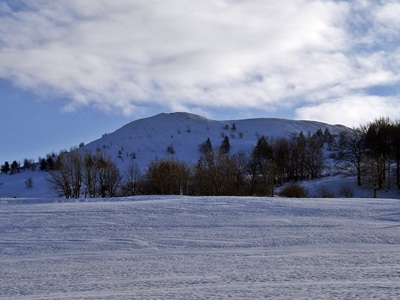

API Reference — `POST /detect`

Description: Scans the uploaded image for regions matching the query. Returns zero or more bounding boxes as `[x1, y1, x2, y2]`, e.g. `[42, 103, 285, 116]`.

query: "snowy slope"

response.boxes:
[1, 196, 400, 299]
[0, 112, 353, 199]
[80, 112, 350, 171]
[0, 170, 57, 199]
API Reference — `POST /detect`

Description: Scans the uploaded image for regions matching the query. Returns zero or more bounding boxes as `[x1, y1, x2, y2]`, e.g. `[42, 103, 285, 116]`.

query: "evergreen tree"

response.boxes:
[46, 155, 54, 170]
[10, 160, 20, 175]
[324, 128, 334, 148]
[23, 158, 34, 170]
[220, 136, 231, 154]
[39, 158, 47, 171]
[199, 137, 212, 154]
[1, 161, 10, 174]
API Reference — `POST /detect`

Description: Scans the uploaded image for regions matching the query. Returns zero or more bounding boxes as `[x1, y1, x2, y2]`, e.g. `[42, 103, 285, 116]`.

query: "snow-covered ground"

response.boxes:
[1, 196, 400, 299]
[0, 171, 57, 199]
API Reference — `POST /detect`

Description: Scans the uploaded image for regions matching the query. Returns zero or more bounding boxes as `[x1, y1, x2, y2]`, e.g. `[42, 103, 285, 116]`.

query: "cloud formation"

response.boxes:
[0, 0, 399, 126]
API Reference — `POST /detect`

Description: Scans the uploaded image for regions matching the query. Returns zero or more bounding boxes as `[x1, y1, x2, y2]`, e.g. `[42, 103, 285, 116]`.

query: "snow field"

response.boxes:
[1, 196, 400, 299]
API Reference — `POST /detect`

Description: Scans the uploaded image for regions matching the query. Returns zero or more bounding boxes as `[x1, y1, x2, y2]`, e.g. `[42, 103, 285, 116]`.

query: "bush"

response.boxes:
[167, 144, 175, 155]
[144, 159, 192, 195]
[279, 184, 308, 198]
[315, 185, 335, 198]
[339, 184, 354, 198]
[25, 177, 33, 189]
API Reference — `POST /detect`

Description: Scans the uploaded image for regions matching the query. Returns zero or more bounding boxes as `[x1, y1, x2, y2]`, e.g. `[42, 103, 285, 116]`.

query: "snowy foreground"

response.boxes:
[1, 196, 400, 299]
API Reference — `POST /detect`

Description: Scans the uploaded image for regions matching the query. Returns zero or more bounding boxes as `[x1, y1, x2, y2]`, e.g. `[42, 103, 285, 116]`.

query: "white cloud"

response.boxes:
[375, 2, 400, 28]
[295, 95, 400, 127]
[0, 0, 399, 124]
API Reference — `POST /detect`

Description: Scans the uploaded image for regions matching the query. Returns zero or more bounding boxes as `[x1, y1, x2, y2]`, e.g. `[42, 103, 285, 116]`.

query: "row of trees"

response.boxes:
[0, 143, 86, 175]
[1, 160, 21, 175]
[6, 117, 400, 198]
[48, 129, 332, 198]
[337, 117, 400, 196]
[142, 129, 332, 197]
[139, 118, 400, 197]
[48, 151, 122, 198]
[1, 154, 62, 175]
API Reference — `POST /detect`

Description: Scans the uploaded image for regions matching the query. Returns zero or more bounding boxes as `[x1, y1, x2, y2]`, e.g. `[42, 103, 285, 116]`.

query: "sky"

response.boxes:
[1, 0, 400, 164]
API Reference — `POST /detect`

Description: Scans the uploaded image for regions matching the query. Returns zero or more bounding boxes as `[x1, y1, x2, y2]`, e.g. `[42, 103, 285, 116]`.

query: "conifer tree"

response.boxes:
[199, 137, 212, 154]
[10, 160, 20, 175]
[220, 136, 231, 154]
[1, 161, 10, 174]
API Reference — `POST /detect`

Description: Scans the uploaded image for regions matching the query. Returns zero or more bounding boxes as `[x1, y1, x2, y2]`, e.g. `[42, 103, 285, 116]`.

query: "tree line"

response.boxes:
[336, 117, 400, 197]
[0, 144, 86, 175]
[42, 128, 332, 198]
[2, 117, 399, 198]
[47, 151, 122, 198]
[140, 117, 400, 197]
[141, 128, 333, 197]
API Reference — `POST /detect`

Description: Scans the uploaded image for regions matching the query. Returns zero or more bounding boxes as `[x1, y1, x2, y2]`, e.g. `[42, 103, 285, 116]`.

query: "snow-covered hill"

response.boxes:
[0, 112, 362, 199]
[80, 112, 350, 171]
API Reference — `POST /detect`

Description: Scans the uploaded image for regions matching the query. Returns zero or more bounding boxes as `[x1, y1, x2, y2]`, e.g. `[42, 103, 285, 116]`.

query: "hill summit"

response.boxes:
[80, 112, 349, 170]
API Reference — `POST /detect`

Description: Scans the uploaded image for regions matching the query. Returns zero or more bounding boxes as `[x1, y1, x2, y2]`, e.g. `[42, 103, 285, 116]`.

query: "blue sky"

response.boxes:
[1, 0, 400, 164]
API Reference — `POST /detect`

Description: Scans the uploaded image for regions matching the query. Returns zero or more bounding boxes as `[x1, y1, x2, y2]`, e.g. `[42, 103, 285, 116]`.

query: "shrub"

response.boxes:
[144, 159, 192, 195]
[339, 184, 355, 198]
[279, 184, 308, 198]
[167, 144, 175, 155]
[315, 185, 335, 198]
[25, 177, 33, 189]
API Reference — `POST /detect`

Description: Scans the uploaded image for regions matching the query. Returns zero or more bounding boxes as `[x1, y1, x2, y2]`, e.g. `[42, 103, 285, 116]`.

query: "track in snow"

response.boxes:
[1, 196, 400, 299]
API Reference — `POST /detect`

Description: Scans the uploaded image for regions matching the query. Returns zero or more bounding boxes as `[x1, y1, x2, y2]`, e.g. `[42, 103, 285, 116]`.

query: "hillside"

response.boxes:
[80, 112, 349, 171]
[3, 112, 378, 199]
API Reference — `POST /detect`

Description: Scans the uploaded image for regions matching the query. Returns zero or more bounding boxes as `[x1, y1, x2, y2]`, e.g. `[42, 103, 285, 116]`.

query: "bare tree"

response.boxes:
[364, 117, 392, 191]
[96, 153, 122, 197]
[272, 137, 290, 185]
[69, 152, 83, 198]
[337, 127, 367, 186]
[48, 155, 72, 198]
[228, 151, 249, 195]
[390, 121, 400, 189]
[48, 152, 82, 198]
[83, 152, 97, 198]
[195, 150, 231, 196]
[248, 136, 275, 196]
[304, 136, 325, 179]
[122, 159, 142, 196]
[48, 151, 121, 198]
